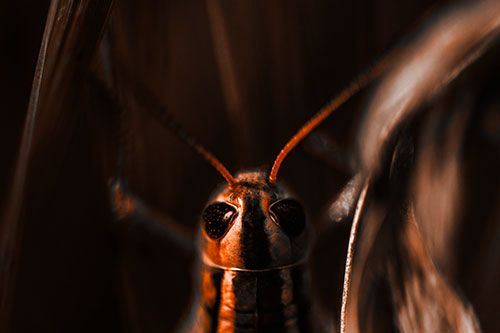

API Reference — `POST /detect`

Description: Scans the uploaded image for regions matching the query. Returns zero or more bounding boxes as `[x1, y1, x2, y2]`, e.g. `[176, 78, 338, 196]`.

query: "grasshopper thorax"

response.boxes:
[199, 170, 311, 270]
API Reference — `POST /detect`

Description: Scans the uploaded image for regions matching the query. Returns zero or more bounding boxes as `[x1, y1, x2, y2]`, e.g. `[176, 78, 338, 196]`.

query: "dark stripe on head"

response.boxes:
[240, 195, 272, 269]
[257, 270, 287, 328]
[231, 270, 257, 313]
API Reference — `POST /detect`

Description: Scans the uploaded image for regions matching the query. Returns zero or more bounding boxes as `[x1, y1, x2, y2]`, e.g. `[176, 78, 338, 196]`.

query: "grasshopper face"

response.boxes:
[199, 170, 311, 270]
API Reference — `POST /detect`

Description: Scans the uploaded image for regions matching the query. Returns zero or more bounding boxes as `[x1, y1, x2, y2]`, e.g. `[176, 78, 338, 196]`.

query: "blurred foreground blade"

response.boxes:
[358, 0, 500, 175]
[0, 0, 113, 330]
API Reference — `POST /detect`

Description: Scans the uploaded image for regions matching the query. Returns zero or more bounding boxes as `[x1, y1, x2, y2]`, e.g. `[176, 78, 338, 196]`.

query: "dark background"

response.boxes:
[1, 0, 499, 332]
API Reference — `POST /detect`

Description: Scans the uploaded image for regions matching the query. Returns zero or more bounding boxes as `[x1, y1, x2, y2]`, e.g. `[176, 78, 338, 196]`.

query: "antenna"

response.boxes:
[268, 57, 391, 184]
[126, 75, 236, 186]
[90, 70, 235, 187]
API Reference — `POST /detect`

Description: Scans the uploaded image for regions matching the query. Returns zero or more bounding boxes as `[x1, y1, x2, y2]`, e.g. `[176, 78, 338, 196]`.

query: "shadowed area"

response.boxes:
[1, 0, 500, 332]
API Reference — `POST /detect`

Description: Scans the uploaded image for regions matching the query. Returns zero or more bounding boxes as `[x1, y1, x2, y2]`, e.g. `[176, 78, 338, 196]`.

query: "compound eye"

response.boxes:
[269, 199, 306, 237]
[203, 202, 238, 239]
